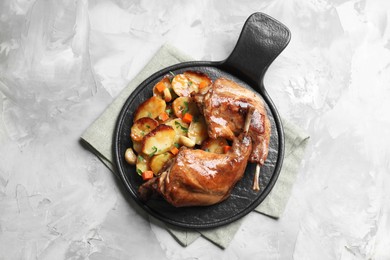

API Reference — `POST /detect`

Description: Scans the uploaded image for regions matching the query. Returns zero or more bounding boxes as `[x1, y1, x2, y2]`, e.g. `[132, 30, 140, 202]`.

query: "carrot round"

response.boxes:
[182, 113, 193, 124]
[159, 112, 169, 122]
[142, 170, 154, 181]
[170, 146, 179, 155]
[199, 80, 209, 89]
[155, 82, 166, 92]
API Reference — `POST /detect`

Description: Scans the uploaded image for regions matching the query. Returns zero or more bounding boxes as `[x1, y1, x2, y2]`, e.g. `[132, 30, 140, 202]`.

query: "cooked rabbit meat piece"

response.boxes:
[137, 76, 271, 206]
[195, 78, 271, 165]
[138, 131, 252, 207]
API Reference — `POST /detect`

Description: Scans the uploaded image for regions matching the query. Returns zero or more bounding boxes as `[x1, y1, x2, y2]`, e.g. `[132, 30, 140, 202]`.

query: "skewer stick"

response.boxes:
[253, 164, 260, 191]
[245, 107, 261, 191]
[244, 107, 254, 132]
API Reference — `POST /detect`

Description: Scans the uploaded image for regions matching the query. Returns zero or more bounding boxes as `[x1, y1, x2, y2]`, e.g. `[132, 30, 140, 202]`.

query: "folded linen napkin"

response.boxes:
[81, 44, 309, 248]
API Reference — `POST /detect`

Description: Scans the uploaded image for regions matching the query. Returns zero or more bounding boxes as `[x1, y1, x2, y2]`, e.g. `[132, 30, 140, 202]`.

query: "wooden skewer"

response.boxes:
[253, 164, 260, 191]
[244, 107, 261, 191]
[243, 107, 254, 132]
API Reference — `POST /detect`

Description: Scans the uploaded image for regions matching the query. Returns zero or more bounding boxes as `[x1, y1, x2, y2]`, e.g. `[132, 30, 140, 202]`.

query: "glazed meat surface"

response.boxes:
[138, 77, 271, 207]
[195, 78, 271, 164]
[139, 132, 252, 207]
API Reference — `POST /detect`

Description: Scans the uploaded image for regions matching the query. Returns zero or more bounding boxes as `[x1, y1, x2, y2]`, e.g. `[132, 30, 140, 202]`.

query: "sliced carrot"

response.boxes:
[170, 146, 179, 155]
[155, 82, 166, 92]
[182, 113, 193, 124]
[159, 112, 169, 122]
[199, 80, 209, 89]
[142, 170, 154, 181]
[223, 145, 231, 153]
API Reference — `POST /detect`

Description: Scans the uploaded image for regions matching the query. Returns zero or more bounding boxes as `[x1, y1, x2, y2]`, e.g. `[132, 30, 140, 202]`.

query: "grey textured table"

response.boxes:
[0, 0, 389, 259]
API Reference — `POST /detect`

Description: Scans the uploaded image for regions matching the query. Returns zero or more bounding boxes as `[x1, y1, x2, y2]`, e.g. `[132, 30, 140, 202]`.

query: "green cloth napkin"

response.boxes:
[81, 44, 309, 249]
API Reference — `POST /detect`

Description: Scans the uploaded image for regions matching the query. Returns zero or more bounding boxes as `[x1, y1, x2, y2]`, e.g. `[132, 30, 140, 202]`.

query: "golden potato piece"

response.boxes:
[201, 137, 229, 154]
[132, 141, 142, 154]
[130, 117, 159, 142]
[153, 76, 174, 102]
[142, 125, 176, 156]
[150, 152, 174, 174]
[188, 117, 208, 145]
[164, 118, 189, 142]
[171, 74, 197, 97]
[184, 71, 211, 84]
[135, 154, 150, 175]
[184, 71, 212, 94]
[172, 97, 200, 118]
[133, 96, 166, 122]
[163, 88, 172, 102]
[178, 136, 195, 148]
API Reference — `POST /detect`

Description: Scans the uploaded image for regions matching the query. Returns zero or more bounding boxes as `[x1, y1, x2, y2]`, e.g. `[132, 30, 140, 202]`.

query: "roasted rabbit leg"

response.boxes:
[194, 78, 271, 190]
[194, 78, 271, 166]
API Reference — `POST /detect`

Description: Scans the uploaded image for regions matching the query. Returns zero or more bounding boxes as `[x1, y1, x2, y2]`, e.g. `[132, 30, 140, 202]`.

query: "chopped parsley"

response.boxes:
[137, 155, 144, 162]
[204, 148, 210, 152]
[165, 108, 172, 115]
[136, 168, 142, 176]
[174, 143, 179, 148]
[169, 71, 175, 77]
[187, 81, 193, 87]
[174, 121, 188, 132]
[149, 146, 158, 157]
[182, 101, 189, 115]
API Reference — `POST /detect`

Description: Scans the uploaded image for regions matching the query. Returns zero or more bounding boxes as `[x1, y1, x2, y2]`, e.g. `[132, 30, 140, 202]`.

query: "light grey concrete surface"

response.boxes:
[1, 0, 389, 259]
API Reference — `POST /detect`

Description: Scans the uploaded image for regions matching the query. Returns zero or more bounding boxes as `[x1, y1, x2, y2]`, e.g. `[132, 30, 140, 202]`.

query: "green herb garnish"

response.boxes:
[169, 71, 175, 77]
[174, 121, 188, 132]
[136, 168, 142, 175]
[174, 143, 179, 148]
[182, 101, 189, 115]
[204, 148, 210, 152]
[137, 155, 144, 162]
[149, 146, 158, 157]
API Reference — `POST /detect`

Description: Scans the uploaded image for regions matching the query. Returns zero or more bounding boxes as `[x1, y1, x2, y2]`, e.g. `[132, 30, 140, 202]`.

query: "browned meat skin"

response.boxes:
[196, 78, 271, 165]
[138, 77, 270, 206]
[139, 133, 252, 207]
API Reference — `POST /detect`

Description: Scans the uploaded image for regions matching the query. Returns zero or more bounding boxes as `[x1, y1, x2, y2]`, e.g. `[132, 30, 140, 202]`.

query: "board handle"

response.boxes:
[221, 13, 291, 91]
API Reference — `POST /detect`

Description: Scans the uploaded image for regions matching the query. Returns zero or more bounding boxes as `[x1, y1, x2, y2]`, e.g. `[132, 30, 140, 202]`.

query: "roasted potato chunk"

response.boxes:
[188, 117, 208, 145]
[133, 96, 166, 122]
[184, 71, 212, 94]
[178, 136, 195, 148]
[150, 152, 174, 174]
[172, 97, 200, 118]
[201, 137, 229, 154]
[171, 74, 197, 97]
[164, 118, 189, 142]
[132, 141, 142, 154]
[153, 76, 174, 102]
[142, 125, 176, 156]
[135, 154, 150, 175]
[130, 117, 159, 142]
